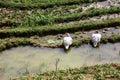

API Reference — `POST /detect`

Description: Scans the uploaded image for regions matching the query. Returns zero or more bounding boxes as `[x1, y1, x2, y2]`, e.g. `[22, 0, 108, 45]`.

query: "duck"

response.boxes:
[63, 33, 72, 50]
[91, 31, 102, 47]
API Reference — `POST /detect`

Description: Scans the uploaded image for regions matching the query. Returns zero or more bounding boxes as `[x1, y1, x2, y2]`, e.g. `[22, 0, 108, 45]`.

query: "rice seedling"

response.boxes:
[0, 0, 105, 9]
[0, 18, 119, 38]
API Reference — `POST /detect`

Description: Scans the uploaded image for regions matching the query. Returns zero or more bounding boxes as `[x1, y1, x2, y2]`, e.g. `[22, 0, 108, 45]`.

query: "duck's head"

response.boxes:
[65, 33, 70, 37]
[95, 30, 99, 34]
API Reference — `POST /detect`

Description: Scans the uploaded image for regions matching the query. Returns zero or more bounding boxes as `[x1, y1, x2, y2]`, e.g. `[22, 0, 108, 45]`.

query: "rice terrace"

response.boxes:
[0, 0, 120, 80]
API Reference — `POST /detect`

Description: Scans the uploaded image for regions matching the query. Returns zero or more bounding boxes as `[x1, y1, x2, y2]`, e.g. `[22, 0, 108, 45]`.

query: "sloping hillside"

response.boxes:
[0, 0, 120, 80]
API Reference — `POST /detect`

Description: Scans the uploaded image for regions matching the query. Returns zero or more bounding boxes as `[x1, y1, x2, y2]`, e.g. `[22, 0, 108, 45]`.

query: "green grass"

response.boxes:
[0, 33, 119, 52]
[12, 63, 120, 80]
[0, 4, 83, 27]
[22, 6, 120, 26]
[0, 0, 119, 80]
[0, 0, 106, 9]
[0, 18, 120, 38]
[1, 6, 120, 27]
[54, 6, 120, 23]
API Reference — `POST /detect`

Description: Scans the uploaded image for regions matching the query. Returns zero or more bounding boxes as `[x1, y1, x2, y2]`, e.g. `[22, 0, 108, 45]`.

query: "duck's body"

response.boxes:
[91, 31, 101, 47]
[63, 33, 72, 49]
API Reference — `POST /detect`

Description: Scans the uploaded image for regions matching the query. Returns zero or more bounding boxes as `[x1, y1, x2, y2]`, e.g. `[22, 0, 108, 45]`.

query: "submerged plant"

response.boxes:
[55, 58, 60, 71]
[21, 62, 30, 76]
[38, 61, 48, 73]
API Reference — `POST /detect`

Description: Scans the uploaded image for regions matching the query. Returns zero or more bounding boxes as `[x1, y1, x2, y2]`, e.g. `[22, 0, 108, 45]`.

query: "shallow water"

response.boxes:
[0, 43, 120, 80]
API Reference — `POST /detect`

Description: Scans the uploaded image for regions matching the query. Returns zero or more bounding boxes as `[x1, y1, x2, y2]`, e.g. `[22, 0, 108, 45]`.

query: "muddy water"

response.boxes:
[0, 43, 120, 80]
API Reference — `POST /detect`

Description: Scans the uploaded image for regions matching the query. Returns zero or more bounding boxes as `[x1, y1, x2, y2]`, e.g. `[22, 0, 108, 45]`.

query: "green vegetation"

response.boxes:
[0, 0, 106, 9]
[23, 6, 120, 26]
[0, 4, 83, 27]
[54, 6, 120, 23]
[0, 0, 120, 79]
[13, 63, 120, 80]
[0, 18, 119, 38]
[0, 33, 119, 52]
[1, 6, 120, 27]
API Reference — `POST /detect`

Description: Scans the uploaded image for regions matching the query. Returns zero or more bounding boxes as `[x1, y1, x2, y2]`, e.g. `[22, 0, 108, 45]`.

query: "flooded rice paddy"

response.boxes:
[0, 43, 120, 80]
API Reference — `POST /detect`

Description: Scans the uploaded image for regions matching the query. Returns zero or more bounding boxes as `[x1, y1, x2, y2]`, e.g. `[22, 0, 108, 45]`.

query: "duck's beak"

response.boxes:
[93, 42, 97, 47]
[65, 45, 69, 49]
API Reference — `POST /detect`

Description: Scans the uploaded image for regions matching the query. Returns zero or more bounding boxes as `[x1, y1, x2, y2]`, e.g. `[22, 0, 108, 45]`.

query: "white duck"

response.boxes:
[63, 33, 72, 49]
[91, 31, 102, 47]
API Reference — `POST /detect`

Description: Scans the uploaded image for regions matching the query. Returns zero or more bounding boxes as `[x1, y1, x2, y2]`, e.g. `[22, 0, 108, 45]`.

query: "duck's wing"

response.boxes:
[63, 37, 72, 44]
